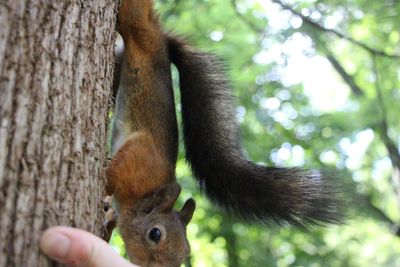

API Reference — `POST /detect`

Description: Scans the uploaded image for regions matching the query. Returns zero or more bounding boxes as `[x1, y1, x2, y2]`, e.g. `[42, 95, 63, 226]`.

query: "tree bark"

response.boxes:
[0, 1, 116, 266]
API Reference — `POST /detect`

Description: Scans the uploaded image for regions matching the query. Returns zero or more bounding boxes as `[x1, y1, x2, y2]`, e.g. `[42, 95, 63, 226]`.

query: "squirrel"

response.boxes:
[105, 0, 343, 266]
[104, 0, 195, 266]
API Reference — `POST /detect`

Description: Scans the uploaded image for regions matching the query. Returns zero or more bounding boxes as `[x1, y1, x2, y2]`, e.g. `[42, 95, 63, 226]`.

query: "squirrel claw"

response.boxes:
[103, 195, 113, 212]
[102, 195, 118, 242]
[104, 208, 118, 226]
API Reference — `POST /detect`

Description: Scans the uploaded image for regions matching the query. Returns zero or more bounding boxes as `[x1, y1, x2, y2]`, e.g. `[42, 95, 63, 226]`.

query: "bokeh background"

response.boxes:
[111, 0, 400, 266]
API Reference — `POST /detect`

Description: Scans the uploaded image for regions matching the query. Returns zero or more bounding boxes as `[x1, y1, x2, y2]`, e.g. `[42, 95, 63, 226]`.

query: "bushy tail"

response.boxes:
[168, 36, 343, 226]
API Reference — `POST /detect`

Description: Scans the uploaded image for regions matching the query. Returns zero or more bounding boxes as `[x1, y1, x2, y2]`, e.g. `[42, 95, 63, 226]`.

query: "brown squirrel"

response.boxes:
[105, 0, 343, 266]
[104, 0, 195, 266]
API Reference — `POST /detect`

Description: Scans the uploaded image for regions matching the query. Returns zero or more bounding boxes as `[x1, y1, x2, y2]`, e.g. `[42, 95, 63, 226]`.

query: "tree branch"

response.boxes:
[364, 196, 400, 237]
[319, 44, 400, 202]
[325, 48, 400, 205]
[271, 0, 400, 58]
[371, 55, 400, 202]
[326, 55, 364, 96]
[372, 55, 400, 168]
[263, 0, 400, 237]
[163, 0, 183, 19]
[230, 0, 265, 34]
[322, 49, 400, 231]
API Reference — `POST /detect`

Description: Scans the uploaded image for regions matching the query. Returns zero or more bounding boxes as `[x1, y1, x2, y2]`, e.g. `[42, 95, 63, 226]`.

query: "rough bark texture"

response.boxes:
[0, 1, 117, 266]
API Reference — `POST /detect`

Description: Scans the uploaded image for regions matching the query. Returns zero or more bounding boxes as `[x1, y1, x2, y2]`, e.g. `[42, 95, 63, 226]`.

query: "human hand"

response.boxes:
[40, 226, 139, 267]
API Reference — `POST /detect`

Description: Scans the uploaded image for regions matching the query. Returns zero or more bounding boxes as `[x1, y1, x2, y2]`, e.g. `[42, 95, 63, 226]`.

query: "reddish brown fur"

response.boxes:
[116, 0, 178, 164]
[106, 132, 173, 207]
[118, 0, 163, 65]
[105, 1, 195, 266]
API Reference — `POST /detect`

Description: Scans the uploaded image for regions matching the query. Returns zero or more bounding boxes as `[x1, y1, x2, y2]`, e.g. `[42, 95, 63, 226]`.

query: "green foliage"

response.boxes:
[112, 0, 400, 266]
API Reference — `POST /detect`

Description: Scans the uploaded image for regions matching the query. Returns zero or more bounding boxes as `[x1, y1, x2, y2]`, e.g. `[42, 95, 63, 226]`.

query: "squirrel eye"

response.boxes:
[148, 227, 162, 243]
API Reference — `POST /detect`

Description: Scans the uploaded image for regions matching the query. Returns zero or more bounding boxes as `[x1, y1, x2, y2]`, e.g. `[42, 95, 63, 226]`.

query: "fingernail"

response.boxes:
[40, 230, 71, 259]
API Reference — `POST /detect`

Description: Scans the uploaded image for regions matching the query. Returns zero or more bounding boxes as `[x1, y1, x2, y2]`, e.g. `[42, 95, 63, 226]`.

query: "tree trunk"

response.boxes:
[0, 1, 116, 266]
[221, 219, 240, 267]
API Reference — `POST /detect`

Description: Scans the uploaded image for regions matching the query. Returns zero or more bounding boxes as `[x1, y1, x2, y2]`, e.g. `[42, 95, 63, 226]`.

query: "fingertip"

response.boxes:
[40, 226, 136, 267]
[40, 228, 72, 260]
[40, 227, 98, 264]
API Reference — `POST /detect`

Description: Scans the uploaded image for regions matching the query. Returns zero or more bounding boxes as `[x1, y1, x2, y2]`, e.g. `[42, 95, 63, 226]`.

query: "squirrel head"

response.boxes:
[118, 182, 196, 267]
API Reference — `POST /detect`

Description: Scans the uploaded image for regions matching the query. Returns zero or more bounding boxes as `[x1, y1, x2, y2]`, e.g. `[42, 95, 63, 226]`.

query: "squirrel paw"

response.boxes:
[102, 195, 118, 242]
[103, 195, 114, 212]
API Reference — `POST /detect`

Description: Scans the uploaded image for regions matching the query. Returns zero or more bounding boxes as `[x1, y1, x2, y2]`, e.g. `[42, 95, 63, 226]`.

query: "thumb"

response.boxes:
[40, 226, 139, 267]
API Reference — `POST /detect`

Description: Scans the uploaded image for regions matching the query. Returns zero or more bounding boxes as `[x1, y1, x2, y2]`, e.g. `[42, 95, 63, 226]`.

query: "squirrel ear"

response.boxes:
[154, 182, 181, 212]
[178, 198, 196, 226]
[136, 183, 181, 214]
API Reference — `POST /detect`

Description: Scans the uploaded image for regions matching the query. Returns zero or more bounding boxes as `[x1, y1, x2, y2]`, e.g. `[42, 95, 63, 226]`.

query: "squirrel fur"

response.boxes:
[106, 0, 343, 266]
[105, 1, 195, 266]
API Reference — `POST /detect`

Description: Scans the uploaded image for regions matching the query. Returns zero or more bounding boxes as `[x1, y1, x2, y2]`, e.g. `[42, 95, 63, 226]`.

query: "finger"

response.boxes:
[40, 226, 139, 267]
